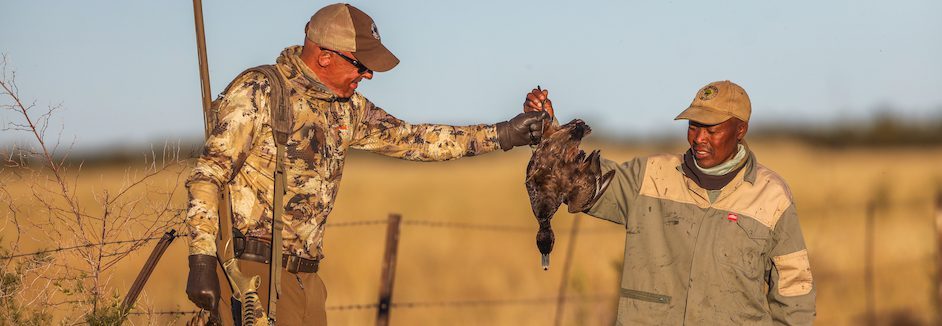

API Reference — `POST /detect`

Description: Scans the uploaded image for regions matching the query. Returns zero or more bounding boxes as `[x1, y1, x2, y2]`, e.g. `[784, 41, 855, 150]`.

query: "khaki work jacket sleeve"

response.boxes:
[184, 72, 266, 257]
[349, 98, 500, 161]
[585, 156, 646, 225]
[767, 204, 816, 325]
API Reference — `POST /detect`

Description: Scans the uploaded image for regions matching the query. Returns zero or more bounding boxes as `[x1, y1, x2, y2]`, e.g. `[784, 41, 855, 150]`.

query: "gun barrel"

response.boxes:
[192, 0, 214, 138]
[119, 229, 178, 317]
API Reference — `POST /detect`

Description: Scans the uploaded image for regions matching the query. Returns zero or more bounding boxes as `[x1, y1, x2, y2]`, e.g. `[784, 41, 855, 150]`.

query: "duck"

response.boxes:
[525, 118, 615, 270]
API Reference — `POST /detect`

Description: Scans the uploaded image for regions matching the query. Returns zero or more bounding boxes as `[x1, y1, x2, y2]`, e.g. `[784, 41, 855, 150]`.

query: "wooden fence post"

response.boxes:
[865, 200, 876, 325]
[376, 214, 402, 326]
[554, 214, 582, 326]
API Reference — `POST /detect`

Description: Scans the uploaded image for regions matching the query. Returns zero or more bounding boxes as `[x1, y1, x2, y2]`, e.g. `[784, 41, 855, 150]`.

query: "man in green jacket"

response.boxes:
[525, 81, 815, 325]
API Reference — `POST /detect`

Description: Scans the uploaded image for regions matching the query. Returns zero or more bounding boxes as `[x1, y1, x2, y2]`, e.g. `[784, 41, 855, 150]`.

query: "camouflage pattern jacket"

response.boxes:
[186, 46, 500, 259]
[588, 149, 815, 325]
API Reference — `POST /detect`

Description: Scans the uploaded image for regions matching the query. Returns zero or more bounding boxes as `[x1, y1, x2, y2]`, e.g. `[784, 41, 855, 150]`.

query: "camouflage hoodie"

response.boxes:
[185, 46, 500, 259]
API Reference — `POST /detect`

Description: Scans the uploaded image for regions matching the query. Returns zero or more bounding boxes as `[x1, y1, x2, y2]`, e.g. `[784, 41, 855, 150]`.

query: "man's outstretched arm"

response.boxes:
[584, 157, 646, 225]
[349, 96, 546, 161]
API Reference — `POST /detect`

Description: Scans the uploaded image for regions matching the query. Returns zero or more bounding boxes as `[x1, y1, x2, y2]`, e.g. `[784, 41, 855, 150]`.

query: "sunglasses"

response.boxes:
[322, 48, 370, 74]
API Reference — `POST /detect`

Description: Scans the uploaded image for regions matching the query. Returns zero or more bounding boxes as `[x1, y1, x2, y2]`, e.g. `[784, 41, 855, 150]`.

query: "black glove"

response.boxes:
[186, 254, 221, 312]
[496, 111, 549, 151]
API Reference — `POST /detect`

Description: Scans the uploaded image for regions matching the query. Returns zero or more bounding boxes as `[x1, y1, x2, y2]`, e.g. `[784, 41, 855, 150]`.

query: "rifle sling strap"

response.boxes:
[215, 64, 293, 324]
[256, 64, 292, 324]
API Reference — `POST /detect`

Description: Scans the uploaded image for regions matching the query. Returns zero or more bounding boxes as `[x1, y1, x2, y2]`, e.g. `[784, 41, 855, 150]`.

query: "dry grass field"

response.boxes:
[2, 139, 941, 325]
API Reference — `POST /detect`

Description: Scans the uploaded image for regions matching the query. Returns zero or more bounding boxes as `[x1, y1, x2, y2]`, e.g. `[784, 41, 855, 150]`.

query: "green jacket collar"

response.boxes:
[676, 144, 759, 186]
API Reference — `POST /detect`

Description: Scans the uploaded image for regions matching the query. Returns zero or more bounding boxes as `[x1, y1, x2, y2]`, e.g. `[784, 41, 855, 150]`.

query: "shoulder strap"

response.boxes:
[215, 65, 293, 139]
[244, 65, 293, 145]
[247, 64, 289, 323]
[211, 64, 290, 324]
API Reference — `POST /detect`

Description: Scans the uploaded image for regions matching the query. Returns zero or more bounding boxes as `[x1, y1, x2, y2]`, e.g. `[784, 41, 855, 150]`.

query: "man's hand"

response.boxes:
[496, 111, 550, 151]
[524, 87, 555, 118]
[186, 254, 221, 312]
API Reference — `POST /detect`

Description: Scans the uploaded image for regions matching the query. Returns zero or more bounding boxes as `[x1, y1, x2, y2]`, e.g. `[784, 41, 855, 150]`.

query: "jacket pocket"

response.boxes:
[621, 288, 671, 304]
[714, 214, 771, 279]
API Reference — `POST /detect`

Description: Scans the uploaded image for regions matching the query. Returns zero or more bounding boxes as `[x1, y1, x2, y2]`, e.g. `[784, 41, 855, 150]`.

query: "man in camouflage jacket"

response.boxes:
[525, 81, 815, 325]
[185, 4, 548, 325]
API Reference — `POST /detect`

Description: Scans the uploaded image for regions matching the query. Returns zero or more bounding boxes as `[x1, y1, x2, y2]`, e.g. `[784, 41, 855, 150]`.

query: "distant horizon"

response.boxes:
[3, 111, 939, 164]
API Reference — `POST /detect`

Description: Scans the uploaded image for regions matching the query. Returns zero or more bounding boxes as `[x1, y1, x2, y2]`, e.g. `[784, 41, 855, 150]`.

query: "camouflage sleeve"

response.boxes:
[184, 72, 267, 256]
[767, 204, 816, 325]
[585, 156, 646, 225]
[349, 98, 500, 161]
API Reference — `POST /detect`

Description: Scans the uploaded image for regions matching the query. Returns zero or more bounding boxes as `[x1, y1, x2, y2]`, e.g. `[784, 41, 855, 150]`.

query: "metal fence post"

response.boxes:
[554, 214, 582, 326]
[376, 214, 402, 326]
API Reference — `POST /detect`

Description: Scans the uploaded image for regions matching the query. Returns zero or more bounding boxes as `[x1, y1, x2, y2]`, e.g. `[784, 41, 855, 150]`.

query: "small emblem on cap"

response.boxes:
[699, 85, 719, 101]
[370, 23, 381, 40]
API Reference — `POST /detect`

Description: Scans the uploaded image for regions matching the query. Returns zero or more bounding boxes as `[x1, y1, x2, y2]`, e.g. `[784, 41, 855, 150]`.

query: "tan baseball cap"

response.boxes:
[306, 3, 399, 72]
[675, 80, 751, 125]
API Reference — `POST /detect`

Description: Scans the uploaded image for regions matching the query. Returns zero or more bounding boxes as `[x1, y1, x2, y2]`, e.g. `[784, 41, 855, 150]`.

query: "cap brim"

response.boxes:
[674, 106, 733, 125]
[353, 42, 399, 72]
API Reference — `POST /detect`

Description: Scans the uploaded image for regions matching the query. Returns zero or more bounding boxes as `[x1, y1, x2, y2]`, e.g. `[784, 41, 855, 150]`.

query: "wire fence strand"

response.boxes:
[124, 294, 616, 316]
[326, 219, 390, 227]
[329, 218, 622, 234]
[403, 219, 531, 232]
[0, 232, 190, 260]
[1, 216, 622, 260]
[127, 310, 202, 316]
[388, 294, 615, 309]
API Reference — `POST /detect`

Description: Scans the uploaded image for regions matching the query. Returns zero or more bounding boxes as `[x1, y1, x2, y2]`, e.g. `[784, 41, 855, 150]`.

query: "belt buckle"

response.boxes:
[285, 255, 301, 273]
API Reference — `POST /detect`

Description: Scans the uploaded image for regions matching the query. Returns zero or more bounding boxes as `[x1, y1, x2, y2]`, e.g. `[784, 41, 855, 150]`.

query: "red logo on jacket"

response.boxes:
[727, 212, 738, 222]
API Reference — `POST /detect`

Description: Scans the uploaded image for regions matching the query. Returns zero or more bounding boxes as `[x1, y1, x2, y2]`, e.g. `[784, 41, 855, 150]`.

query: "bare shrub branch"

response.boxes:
[1, 54, 188, 325]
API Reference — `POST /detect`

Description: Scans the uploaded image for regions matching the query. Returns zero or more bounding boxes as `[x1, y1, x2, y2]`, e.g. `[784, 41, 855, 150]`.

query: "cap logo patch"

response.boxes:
[699, 85, 718, 101]
[370, 23, 381, 40]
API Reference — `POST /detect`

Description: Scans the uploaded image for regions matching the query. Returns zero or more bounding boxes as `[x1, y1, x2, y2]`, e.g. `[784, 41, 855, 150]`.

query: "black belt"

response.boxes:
[234, 237, 319, 274]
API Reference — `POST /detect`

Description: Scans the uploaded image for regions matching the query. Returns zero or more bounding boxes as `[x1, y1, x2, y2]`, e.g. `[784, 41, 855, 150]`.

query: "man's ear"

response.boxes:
[316, 50, 332, 68]
[737, 120, 749, 141]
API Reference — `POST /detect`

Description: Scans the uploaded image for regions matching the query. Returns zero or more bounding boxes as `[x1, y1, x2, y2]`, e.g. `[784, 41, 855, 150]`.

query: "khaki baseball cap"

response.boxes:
[306, 3, 399, 72]
[675, 80, 751, 125]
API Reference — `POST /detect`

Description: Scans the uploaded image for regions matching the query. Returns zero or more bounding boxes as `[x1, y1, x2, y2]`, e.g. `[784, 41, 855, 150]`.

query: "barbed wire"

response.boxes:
[329, 218, 622, 234]
[326, 219, 389, 227]
[391, 294, 614, 309]
[0, 232, 189, 260]
[1, 198, 922, 260]
[326, 303, 380, 311]
[1, 216, 622, 259]
[327, 293, 614, 311]
[124, 294, 616, 315]
[127, 310, 201, 316]
[403, 219, 531, 232]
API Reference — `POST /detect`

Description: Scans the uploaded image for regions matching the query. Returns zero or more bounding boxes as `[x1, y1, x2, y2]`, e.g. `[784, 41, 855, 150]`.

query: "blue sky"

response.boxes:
[2, 0, 940, 151]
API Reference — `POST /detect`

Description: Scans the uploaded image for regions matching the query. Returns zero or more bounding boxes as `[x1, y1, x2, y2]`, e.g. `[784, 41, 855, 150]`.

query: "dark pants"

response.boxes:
[215, 259, 328, 325]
